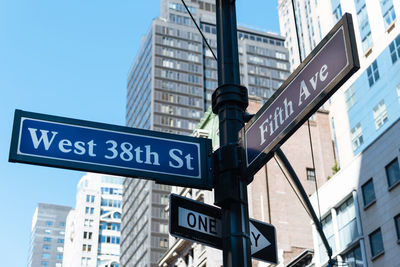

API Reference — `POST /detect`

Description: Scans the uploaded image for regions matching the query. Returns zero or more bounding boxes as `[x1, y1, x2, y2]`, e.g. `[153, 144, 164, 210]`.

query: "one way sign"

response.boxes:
[169, 194, 277, 264]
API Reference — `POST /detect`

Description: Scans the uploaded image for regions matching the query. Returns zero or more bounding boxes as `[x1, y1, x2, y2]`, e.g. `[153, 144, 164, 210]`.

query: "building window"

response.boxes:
[42, 253, 50, 259]
[84, 219, 94, 227]
[56, 254, 63, 260]
[355, 0, 373, 52]
[160, 238, 168, 248]
[373, 100, 388, 129]
[57, 238, 64, 244]
[345, 86, 357, 110]
[306, 168, 316, 181]
[397, 84, 400, 103]
[41, 262, 49, 267]
[361, 179, 376, 207]
[369, 228, 384, 258]
[331, 0, 342, 23]
[82, 244, 87, 251]
[367, 60, 380, 87]
[389, 35, 400, 64]
[380, 0, 396, 29]
[342, 244, 363, 267]
[395, 214, 400, 241]
[337, 197, 358, 249]
[351, 123, 364, 151]
[385, 158, 400, 188]
[318, 214, 336, 263]
[45, 221, 53, 226]
[43, 237, 51, 242]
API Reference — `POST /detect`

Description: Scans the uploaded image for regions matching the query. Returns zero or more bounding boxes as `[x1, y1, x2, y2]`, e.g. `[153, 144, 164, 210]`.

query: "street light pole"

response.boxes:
[212, 0, 252, 266]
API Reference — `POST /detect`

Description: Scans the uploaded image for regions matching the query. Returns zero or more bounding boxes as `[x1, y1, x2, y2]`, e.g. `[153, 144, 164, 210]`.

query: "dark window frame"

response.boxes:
[385, 157, 400, 190]
[361, 178, 376, 208]
[369, 228, 385, 259]
[395, 214, 400, 242]
[306, 167, 316, 181]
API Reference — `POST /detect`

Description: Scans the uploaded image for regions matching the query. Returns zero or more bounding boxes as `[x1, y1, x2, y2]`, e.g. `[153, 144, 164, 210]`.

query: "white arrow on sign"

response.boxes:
[250, 221, 271, 254]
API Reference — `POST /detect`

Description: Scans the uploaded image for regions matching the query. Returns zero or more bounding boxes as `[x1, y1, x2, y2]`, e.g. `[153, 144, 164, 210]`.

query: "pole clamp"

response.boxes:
[212, 84, 248, 114]
[213, 143, 241, 175]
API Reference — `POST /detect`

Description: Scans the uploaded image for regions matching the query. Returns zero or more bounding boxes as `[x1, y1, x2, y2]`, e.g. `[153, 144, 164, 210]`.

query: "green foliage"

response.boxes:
[331, 161, 340, 175]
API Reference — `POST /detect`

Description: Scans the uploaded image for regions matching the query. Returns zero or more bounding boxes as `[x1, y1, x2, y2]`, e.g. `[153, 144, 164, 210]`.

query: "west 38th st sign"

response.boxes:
[243, 14, 359, 177]
[9, 110, 213, 189]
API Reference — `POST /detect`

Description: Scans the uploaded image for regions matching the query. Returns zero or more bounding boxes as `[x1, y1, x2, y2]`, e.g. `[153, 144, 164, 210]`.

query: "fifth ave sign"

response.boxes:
[243, 14, 359, 177]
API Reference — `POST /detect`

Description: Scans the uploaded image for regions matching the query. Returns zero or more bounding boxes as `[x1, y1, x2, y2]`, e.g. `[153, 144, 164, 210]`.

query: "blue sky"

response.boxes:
[0, 1, 280, 265]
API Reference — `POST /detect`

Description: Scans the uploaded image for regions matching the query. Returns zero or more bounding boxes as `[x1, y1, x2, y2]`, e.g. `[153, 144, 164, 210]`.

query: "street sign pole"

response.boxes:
[275, 148, 334, 266]
[213, 1, 251, 266]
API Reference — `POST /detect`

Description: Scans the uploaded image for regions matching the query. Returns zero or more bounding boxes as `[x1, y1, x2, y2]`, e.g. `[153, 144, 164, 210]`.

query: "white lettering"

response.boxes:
[87, 140, 96, 157]
[259, 120, 269, 145]
[27, 128, 58, 150]
[169, 149, 184, 168]
[185, 154, 194, 170]
[134, 147, 143, 163]
[105, 140, 117, 159]
[145, 145, 160, 165]
[320, 64, 328, 81]
[298, 80, 310, 106]
[309, 72, 319, 90]
[73, 141, 86, 155]
[58, 139, 72, 153]
[284, 98, 293, 119]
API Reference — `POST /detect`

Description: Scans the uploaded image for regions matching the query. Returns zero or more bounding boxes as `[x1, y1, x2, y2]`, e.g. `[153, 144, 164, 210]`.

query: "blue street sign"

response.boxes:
[9, 110, 213, 189]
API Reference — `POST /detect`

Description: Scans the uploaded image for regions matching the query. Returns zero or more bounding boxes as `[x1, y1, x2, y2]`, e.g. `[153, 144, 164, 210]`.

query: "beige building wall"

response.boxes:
[248, 100, 336, 265]
[160, 97, 336, 266]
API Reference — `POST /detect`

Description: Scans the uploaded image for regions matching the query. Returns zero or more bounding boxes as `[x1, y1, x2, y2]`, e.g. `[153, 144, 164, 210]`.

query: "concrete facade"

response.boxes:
[28, 203, 71, 267]
[63, 173, 123, 267]
[310, 119, 400, 266]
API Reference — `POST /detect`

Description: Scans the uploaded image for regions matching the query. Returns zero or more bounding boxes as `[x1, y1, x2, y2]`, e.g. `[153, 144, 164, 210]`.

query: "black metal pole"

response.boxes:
[275, 148, 334, 266]
[291, 0, 303, 62]
[212, 0, 251, 266]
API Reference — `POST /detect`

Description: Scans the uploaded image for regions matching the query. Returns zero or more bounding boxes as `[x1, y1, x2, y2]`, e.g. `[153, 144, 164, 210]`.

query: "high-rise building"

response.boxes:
[63, 173, 123, 267]
[122, 0, 291, 266]
[278, 0, 400, 266]
[278, 0, 400, 166]
[28, 203, 71, 267]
